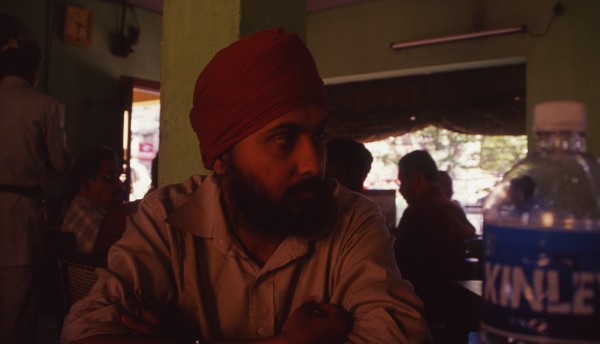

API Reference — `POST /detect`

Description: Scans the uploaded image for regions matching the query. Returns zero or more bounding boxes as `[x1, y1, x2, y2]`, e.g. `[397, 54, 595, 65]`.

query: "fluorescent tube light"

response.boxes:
[390, 26, 527, 50]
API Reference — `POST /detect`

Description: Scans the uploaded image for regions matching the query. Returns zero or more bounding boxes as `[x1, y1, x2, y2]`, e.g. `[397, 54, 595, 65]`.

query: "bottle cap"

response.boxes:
[533, 101, 586, 132]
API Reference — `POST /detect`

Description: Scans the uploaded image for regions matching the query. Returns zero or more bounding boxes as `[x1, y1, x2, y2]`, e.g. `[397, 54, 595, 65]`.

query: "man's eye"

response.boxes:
[313, 131, 326, 144]
[274, 134, 294, 146]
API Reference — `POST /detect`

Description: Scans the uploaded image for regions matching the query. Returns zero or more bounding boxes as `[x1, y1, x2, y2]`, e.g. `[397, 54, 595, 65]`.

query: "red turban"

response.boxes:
[189, 28, 326, 170]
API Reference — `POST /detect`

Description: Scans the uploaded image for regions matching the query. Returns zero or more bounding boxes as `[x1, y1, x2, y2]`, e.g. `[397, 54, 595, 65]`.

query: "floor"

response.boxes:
[36, 266, 61, 344]
[36, 313, 59, 344]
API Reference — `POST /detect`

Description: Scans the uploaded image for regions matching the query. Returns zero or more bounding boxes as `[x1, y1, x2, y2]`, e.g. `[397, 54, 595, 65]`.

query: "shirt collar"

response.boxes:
[166, 174, 230, 250]
[411, 184, 449, 206]
[166, 174, 336, 263]
[72, 195, 108, 215]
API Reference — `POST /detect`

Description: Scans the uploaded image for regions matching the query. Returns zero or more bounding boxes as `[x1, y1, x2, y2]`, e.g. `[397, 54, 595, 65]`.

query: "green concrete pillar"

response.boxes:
[159, 0, 307, 185]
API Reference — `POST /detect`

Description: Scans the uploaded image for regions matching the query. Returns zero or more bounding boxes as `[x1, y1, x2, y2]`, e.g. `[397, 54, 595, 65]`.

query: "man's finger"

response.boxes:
[120, 313, 160, 335]
[139, 308, 161, 326]
[296, 300, 319, 314]
[315, 302, 343, 315]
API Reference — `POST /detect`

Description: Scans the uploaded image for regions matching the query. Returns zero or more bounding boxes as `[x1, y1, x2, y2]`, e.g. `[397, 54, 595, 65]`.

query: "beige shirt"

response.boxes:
[0, 76, 71, 266]
[61, 175, 431, 343]
[0, 76, 71, 187]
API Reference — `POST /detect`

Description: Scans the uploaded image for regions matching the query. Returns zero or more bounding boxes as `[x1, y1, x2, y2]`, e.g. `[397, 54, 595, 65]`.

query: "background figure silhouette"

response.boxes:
[507, 175, 538, 213]
[391, 150, 475, 335]
[325, 138, 373, 193]
[0, 32, 71, 343]
[438, 170, 462, 208]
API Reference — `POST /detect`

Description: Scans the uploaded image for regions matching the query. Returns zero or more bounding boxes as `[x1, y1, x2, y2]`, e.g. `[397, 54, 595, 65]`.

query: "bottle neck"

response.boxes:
[536, 131, 587, 153]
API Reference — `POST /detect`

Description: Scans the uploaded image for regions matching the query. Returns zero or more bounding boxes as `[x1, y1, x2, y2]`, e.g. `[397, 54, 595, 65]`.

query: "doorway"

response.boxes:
[121, 77, 160, 201]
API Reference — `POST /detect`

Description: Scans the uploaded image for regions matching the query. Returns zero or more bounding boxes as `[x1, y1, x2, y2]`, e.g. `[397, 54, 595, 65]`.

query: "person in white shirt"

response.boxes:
[0, 43, 71, 344]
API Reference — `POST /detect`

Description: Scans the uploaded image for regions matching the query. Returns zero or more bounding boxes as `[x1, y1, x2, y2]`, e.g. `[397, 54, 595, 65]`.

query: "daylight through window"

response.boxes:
[363, 125, 528, 233]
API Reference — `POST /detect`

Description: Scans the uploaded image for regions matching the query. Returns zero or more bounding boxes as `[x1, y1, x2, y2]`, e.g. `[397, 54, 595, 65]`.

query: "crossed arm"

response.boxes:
[74, 301, 351, 344]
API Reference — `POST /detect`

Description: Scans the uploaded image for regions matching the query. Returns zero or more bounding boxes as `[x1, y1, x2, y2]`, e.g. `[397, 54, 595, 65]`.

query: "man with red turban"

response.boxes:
[61, 29, 431, 344]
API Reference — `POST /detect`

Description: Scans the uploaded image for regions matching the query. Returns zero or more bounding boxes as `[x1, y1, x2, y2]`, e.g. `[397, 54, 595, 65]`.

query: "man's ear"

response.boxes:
[213, 159, 226, 175]
[213, 152, 231, 176]
[407, 171, 427, 187]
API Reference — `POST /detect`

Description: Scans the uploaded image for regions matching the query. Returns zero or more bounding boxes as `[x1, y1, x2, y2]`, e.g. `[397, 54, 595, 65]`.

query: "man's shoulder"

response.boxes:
[1, 76, 58, 103]
[140, 175, 207, 214]
[334, 182, 381, 214]
[331, 183, 389, 236]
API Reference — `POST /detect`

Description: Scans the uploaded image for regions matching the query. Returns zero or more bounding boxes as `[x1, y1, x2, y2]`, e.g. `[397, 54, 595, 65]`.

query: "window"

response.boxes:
[364, 126, 527, 233]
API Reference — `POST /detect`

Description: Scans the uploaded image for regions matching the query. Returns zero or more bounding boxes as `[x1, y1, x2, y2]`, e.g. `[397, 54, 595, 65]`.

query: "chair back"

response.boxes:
[58, 258, 100, 310]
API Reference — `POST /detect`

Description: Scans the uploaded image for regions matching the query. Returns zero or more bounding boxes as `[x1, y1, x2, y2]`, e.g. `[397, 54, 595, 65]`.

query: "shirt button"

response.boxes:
[257, 327, 266, 336]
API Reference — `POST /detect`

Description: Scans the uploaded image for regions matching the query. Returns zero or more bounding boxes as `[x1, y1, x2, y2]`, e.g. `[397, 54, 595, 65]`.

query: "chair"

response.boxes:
[56, 258, 101, 333]
[58, 258, 100, 308]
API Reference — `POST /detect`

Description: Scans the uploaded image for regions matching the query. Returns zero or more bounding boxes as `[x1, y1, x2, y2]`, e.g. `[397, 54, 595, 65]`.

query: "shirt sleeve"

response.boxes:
[330, 194, 432, 344]
[60, 193, 177, 343]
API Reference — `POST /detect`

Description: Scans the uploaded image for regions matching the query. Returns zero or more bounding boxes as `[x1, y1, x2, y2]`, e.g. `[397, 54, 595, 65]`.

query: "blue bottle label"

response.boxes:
[482, 224, 600, 342]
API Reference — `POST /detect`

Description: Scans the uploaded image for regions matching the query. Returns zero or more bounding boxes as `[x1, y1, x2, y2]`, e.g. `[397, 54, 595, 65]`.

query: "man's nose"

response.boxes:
[115, 178, 124, 190]
[296, 138, 323, 176]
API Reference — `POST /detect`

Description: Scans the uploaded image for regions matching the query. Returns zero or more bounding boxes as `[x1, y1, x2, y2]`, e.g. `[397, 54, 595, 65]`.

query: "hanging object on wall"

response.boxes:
[63, 5, 94, 46]
[111, 0, 140, 57]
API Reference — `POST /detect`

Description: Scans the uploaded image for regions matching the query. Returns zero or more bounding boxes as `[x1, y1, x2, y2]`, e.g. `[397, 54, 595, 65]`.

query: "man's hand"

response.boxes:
[279, 301, 352, 344]
[120, 302, 162, 336]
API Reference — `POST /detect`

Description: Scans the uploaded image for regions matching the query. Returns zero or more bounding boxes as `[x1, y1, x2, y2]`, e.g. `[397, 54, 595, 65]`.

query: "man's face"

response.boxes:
[398, 168, 417, 205]
[83, 158, 123, 209]
[219, 103, 335, 237]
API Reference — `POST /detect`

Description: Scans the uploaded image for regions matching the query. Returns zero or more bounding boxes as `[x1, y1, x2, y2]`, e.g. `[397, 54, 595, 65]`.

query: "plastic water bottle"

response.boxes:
[480, 101, 600, 343]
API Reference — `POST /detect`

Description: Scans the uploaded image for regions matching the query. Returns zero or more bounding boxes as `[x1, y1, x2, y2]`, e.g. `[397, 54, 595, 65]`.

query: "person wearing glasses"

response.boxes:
[60, 146, 124, 254]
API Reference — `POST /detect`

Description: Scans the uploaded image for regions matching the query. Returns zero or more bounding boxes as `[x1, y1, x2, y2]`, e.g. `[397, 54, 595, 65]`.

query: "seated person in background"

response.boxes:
[391, 150, 475, 329]
[438, 170, 462, 208]
[61, 146, 124, 254]
[507, 175, 539, 214]
[61, 29, 431, 344]
[325, 138, 373, 193]
[91, 198, 139, 261]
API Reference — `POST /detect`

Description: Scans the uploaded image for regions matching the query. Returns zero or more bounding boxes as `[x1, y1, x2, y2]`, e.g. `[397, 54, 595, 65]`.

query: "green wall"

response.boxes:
[307, 0, 600, 155]
[7, 0, 597, 187]
[160, 0, 306, 185]
[1, 0, 162, 157]
[160, 0, 241, 185]
[1, 0, 162, 204]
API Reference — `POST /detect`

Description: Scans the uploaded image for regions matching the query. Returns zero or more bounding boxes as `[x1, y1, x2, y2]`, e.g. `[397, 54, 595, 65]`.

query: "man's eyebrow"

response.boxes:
[265, 119, 329, 134]
[266, 123, 305, 133]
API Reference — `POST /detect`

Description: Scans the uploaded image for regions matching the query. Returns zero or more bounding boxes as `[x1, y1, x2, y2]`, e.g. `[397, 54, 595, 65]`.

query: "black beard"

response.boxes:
[222, 161, 336, 238]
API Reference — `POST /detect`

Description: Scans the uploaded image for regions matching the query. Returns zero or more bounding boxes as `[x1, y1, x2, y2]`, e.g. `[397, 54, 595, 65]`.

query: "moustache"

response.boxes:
[283, 177, 328, 201]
